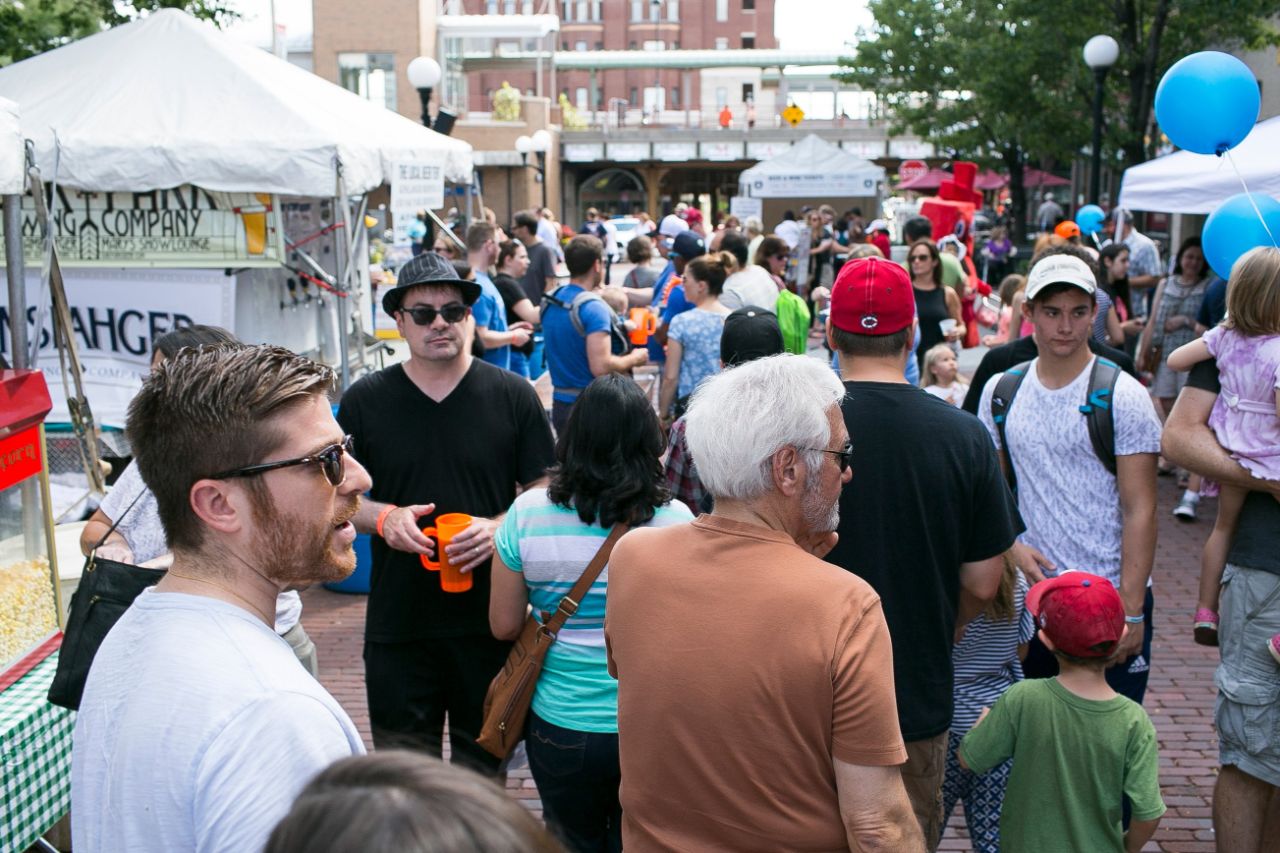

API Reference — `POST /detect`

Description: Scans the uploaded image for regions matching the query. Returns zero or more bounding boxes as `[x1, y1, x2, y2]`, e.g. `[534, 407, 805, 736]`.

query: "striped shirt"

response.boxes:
[495, 489, 693, 732]
[952, 573, 1034, 733]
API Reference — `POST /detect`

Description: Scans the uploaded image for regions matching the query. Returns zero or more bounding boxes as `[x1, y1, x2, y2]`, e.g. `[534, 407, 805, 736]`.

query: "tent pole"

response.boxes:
[3, 194, 26, 368]
[333, 160, 351, 391]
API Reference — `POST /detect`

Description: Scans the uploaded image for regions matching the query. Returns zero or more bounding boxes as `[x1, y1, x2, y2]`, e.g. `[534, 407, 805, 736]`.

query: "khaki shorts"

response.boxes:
[1215, 564, 1280, 787]
[901, 730, 948, 851]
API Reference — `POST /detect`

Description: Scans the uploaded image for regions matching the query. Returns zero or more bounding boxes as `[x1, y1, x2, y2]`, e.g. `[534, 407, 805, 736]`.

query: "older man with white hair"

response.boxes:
[605, 355, 923, 853]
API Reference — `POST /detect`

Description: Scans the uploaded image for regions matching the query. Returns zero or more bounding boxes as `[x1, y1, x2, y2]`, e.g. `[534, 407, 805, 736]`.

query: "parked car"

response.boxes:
[607, 216, 643, 260]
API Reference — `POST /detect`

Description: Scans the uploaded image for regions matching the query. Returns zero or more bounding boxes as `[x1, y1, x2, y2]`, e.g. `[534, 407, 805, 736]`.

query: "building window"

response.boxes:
[593, 0, 602, 21]
[523, 0, 534, 12]
[629, 40, 638, 49]
[742, 82, 754, 102]
[714, 37, 729, 50]
[715, 87, 728, 109]
[716, 0, 727, 22]
[631, 0, 643, 21]
[576, 87, 589, 109]
[575, 40, 588, 51]
[338, 52, 396, 111]
[630, 87, 638, 104]
[643, 40, 665, 51]
[503, 0, 515, 14]
[667, 0, 679, 22]
[486, 0, 498, 12]
[742, 35, 755, 49]
[671, 86, 680, 107]
[743, 0, 755, 9]
[595, 41, 603, 50]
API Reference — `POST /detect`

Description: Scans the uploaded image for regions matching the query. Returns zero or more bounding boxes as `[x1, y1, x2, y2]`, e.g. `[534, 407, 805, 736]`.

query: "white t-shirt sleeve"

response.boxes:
[976, 373, 1004, 450]
[1112, 373, 1164, 457]
[193, 693, 363, 853]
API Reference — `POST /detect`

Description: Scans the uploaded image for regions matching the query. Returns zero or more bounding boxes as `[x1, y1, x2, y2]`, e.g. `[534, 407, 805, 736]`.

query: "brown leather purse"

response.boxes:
[477, 523, 628, 759]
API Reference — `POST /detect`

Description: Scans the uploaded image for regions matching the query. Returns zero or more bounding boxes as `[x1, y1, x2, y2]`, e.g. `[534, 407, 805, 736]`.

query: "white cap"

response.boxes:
[1025, 254, 1097, 301]
[659, 214, 689, 239]
[868, 218, 889, 232]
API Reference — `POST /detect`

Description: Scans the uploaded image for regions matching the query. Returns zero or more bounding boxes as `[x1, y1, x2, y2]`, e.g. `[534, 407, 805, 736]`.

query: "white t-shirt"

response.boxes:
[977, 357, 1162, 585]
[72, 590, 364, 853]
[774, 219, 802, 250]
[720, 265, 780, 313]
[97, 460, 303, 634]
[924, 381, 969, 408]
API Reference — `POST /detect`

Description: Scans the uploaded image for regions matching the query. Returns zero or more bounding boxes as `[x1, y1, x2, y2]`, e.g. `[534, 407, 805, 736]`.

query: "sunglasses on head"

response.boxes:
[399, 303, 470, 326]
[210, 435, 355, 487]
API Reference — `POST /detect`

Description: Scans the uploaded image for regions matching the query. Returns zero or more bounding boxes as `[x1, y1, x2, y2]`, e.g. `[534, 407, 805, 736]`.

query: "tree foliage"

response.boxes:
[838, 0, 1280, 235]
[0, 0, 238, 67]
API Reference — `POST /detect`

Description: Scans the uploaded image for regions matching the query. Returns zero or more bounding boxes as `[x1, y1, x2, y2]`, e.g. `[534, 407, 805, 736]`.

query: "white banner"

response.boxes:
[391, 155, 446, 246]
[749, 173, 880, 198]
[729, 197, 763, 221]
[1, 268, 236, 428]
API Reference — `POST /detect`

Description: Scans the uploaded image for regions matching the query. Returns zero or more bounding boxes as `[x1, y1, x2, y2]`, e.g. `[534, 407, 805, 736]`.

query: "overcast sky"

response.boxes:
[225, 0, 873, 51]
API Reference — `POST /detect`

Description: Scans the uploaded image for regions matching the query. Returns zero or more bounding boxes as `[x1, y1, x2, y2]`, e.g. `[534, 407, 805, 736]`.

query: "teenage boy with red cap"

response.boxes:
[824, 257, 1023, 850]
[959, 573, 1165, 853]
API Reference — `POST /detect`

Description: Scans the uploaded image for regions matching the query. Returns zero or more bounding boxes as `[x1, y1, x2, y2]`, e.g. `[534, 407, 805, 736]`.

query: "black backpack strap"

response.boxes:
[989, 360, 1032, 495]
[540, 286, 574, 325]
[1080, 357, 1122, 476]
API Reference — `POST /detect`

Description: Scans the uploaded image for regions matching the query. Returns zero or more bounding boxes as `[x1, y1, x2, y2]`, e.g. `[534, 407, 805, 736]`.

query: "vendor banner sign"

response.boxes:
[0, 186, 284, 268]
[0, 268, 236, 428]
[391, 154, 446, 246]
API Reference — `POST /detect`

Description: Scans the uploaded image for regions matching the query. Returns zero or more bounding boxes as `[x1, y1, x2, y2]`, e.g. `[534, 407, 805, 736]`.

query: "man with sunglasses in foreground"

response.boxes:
[339, 251, 555, 774]
[73, 344, 369, 853]
[823, 257, 1021, 850]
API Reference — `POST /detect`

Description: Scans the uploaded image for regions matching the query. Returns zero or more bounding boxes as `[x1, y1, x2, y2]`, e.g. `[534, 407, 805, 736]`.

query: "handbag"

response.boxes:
[48, 492, 165, 710]
[1137, 343, 1163, 375]
[476, 522, 628, 759]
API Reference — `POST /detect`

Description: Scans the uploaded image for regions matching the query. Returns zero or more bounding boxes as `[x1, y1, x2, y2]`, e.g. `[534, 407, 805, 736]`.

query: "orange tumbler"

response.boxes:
[628, 308, 658, 345]
[419, 513, 475, 593]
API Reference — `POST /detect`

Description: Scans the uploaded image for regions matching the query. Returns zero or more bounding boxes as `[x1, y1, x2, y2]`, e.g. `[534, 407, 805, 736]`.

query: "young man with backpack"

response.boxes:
[977, 249, 1162, 703]
[543, 235, 647, 433]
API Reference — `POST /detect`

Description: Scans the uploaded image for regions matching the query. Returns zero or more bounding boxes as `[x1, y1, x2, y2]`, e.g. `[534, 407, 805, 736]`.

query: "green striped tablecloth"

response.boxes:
[0, 653, 73, 851]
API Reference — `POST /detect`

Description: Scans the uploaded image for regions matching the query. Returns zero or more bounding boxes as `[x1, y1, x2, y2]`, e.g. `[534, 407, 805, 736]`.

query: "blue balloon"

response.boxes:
[1202, 193, 1280, 279]
[1155, 52, 1260, 155]
[1075, 204, 1106, 235]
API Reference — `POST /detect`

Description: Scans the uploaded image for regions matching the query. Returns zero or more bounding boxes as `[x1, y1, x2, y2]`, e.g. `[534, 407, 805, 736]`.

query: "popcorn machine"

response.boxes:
[0, 369, 62, 685]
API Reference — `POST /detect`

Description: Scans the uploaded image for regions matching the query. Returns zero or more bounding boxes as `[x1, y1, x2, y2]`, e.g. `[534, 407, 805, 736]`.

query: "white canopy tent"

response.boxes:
[739, 134, 885, 200]
[0, 8, 472, 195]
[1118, 116, 1280, 214]
[0, 98, 21, 196]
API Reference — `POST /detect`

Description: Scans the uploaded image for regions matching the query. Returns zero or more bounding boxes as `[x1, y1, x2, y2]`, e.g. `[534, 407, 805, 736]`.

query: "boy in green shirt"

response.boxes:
[959, 572, 1165, 852]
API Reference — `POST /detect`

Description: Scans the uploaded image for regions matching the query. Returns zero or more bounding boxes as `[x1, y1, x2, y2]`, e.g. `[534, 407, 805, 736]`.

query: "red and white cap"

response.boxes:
[829, 257, 916, 336]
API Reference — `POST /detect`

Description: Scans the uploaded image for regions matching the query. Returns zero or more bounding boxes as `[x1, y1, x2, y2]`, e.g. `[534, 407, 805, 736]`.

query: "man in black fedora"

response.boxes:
[339, 251, 555, 773]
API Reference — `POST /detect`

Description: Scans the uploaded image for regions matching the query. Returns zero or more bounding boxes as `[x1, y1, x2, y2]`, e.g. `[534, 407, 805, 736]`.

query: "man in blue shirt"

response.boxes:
[466, 222, 531, 371]
[649, 230, 706, 364]
[543, 235, 648, 433]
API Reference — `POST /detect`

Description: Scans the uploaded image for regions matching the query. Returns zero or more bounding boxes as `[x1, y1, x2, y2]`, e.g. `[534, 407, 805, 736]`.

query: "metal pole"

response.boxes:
[417, 86, 433, 129]
[1090, 68, 1105, 204]
[3, 194, 27, 368]
[538, 153, 547, 211]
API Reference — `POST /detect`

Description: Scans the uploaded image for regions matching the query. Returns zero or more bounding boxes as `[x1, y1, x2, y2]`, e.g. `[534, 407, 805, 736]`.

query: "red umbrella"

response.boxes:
[1023, 168, 1070, 188]
[897, 168, 954, 191]
[974, 170, 1006, 191]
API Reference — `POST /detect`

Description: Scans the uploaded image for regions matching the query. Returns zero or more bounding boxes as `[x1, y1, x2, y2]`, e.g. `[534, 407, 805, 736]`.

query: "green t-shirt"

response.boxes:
[959, 678, 1165, 853]
[940, 252, 966, 292]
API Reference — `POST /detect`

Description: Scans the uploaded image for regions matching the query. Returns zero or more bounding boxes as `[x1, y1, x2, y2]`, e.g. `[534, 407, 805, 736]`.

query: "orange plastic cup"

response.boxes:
[419, 513, 474, 593]
[629, 308, 658, 345]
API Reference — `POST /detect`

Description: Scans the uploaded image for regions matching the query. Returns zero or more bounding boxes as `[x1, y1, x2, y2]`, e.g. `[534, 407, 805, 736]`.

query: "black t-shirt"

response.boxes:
[961, 335, 1137, 415]
[520, 240, 558, 304]
[826, 382, 1024, 741]
[338, 360, 556, 641]
[1196, 278, 1227, 328]
[493, 273, 535, 355]
[1185, 359, 1280, 575]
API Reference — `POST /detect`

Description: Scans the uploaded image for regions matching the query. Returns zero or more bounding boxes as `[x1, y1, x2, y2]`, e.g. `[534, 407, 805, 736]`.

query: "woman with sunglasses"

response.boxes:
[79, 325, 322, 675]
[489, 375, 693, 853]
[908, 239, 965, 371]
[754, 235, 791, 291]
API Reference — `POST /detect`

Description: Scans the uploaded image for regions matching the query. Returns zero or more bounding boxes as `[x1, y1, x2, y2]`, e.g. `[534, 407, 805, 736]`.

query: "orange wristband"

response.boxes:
[375, 505, 399, 538]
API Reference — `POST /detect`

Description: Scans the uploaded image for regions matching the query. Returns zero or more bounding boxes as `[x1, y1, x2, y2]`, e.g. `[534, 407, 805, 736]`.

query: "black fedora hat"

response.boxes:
[382, 252, 482, 316]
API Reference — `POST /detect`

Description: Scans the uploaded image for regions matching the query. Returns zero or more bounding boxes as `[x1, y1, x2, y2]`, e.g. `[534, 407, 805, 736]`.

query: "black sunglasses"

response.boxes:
[909, 254, 932, 262]
[209, 435, 355, 487]
[399, 303, 470, 326]
[807, 441, 854, 473]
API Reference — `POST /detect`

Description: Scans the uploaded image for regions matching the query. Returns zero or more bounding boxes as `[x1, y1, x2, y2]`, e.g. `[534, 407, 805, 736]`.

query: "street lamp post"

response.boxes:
[1083, 35, 1119, 205]
[652, 0, 662, 123]
[407, 56, 443, 129]
[515, 129, 553, 211]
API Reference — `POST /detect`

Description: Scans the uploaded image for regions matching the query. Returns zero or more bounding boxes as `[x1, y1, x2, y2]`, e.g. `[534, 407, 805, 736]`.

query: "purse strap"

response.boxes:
[91, 488, 147, 552]
[541, 522, 628, 637]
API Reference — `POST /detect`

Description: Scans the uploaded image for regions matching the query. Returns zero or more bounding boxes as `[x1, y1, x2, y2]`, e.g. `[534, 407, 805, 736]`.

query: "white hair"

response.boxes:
[684, 354, 846, 502]
[744, 216, 764, 236]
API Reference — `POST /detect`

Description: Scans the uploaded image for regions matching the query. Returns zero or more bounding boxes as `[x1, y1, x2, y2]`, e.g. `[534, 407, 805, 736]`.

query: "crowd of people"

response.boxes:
[66, 194, 1280, 853]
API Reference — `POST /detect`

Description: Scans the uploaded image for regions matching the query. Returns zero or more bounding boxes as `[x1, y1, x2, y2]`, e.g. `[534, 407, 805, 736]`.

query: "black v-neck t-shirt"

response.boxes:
[338, 360, 555, 641]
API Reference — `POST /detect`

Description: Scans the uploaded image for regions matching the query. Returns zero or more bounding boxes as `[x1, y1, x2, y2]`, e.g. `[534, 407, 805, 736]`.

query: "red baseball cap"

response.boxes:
[829, 257, 916, 336]
[1027, 572, 1125, 659]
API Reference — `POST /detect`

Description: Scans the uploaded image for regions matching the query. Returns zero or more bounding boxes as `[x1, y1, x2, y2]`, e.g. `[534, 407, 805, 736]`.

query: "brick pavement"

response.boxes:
[301, 448, 1224, 851]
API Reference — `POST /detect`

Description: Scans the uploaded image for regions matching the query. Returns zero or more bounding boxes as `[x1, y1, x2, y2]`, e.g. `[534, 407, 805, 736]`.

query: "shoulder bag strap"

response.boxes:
[91, 488, 147, 553]
[542, 523, 628, 636]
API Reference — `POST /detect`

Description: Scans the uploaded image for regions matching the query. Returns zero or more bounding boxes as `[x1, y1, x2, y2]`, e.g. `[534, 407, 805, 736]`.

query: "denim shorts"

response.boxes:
[1215, 563, 1280, 786]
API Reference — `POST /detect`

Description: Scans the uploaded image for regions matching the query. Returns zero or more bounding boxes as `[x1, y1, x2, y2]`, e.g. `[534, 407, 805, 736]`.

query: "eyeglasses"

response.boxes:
[772, 253, 789, 260]
[909, 254, 932, 262]
[209, 435, 355, 487]
[399, 303, 469, 326]
[806, 441, 854, 473]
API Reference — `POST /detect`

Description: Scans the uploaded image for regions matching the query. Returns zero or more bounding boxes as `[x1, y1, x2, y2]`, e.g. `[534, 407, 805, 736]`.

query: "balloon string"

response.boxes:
[1224, 150, 1279, 249]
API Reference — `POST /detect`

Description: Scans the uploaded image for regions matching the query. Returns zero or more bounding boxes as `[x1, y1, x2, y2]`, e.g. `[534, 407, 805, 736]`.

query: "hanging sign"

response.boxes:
[391, 154, 446, 246]
[782, 104, 805, 128]
[0, 186, 283, 268]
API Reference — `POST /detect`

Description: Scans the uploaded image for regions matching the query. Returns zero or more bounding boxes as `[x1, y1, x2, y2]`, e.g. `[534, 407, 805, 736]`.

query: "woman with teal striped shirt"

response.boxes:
[491, 375, 693, 852]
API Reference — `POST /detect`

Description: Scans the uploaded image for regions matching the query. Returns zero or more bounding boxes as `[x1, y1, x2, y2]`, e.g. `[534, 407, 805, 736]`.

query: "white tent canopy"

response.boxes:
[739, 134, 884, 198]
[1118, 116, 1280, 214]
[0, 98, 22, 195]
[0, 9, 472, 196]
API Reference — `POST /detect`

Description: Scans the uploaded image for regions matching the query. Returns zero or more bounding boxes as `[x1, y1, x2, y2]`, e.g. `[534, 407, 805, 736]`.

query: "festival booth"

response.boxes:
[0, 9, 473, 438]
[736, 134, 885, 229]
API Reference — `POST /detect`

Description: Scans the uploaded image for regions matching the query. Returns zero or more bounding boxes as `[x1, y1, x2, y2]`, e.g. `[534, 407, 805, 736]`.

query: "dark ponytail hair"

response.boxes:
[685, 251, 736, 296]
[497, 239, 523, 269]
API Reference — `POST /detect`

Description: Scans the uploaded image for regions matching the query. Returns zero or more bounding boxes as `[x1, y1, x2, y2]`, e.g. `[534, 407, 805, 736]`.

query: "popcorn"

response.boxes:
[0, 558, 58, 668]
